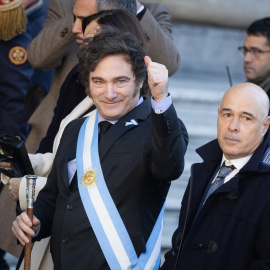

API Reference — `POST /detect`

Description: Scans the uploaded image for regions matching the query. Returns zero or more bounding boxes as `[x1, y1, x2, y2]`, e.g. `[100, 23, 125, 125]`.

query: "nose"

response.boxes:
[105, 84, 117, 100]
[72, 18, 82, 35]
[228, 117, 240, 132]
[243, 51, 253, 63]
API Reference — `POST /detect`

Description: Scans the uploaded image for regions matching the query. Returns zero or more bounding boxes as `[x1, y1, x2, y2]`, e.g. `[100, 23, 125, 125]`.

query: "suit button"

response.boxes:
[62, 237, 69, 244]
[67, 204, 73, 210]
[60, 28, 68, 37]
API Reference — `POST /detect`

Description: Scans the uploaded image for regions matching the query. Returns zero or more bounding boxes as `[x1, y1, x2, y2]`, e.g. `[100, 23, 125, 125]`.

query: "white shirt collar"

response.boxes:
[137, 4, 145, 14]
[221, 153, 253, 171]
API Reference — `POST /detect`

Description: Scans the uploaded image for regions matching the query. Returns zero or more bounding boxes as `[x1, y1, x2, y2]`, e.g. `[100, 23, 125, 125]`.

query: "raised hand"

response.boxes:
[144, 56, 168, 102]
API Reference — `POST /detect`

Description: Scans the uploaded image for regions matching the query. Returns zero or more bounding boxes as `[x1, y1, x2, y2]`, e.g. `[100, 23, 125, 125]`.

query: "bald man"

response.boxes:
[162, 83, 270, 270]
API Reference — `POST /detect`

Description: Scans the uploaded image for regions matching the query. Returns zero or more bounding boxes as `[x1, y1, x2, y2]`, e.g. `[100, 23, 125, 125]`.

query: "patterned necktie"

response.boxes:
[98, 121, 112, 144]
[205, 161, 235, 200]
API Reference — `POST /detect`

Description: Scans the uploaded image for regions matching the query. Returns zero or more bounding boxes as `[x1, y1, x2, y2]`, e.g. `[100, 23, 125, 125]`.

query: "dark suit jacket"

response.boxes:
[33, 99, 188, 269]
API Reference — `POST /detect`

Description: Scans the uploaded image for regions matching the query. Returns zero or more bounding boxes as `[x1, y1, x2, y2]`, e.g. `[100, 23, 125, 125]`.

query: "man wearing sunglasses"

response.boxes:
[238, 17, 270, 97]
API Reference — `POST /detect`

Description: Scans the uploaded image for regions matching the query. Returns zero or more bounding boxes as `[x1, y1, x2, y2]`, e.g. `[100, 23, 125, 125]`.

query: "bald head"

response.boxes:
[217, 82, 270, 160]
[221, 82, 269, 119]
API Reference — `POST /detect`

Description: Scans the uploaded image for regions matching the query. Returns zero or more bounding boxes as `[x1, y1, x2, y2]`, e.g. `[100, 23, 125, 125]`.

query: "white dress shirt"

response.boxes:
[216, 153, 253, 184]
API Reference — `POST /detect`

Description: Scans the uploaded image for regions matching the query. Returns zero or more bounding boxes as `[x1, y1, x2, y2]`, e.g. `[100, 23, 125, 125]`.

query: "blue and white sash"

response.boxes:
[76, 110, 165, 270]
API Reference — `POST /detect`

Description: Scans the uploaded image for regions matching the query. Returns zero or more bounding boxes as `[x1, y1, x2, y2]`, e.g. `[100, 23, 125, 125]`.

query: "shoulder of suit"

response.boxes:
[64, 117, 86, 133]
[143, 2, 169, 12]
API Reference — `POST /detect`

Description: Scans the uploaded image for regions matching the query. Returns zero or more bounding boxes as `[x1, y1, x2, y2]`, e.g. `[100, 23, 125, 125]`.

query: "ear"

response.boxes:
[262, 116, 270, 135]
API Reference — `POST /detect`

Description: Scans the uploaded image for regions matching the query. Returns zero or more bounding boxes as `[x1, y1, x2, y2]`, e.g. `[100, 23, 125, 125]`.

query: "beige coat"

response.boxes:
[25, 0, 180, 154]
[0, 184, 22, 257]
[25, 0, 77, 154]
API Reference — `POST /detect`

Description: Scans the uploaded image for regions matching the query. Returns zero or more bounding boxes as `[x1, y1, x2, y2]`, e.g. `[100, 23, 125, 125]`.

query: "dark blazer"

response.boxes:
[34, 99, 188, 270]
[162, 130, 270, 270]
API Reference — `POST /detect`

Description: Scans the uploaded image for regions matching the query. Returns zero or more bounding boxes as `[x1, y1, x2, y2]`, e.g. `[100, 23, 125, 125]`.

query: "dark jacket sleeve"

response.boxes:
[150, 103, 188, 181]
[33, 158, 58, 241]
[249, 203, 270, 269]
[33, 119, 81, 240]
[161, 180, 190, 269]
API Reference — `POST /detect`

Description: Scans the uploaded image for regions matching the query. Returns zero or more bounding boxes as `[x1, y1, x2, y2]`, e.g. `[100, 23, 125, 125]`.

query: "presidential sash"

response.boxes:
[76, 109, 165, 270]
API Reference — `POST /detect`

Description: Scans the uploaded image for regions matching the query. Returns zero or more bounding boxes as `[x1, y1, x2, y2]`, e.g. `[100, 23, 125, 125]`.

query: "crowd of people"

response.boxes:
[0, 0, 270, 269]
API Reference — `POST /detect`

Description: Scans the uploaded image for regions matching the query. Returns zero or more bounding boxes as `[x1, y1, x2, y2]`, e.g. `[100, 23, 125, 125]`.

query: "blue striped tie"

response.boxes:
[205, 161, 235, 200]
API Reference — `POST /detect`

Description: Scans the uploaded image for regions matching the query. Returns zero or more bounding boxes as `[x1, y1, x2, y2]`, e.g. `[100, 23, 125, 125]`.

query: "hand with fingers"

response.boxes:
[144, 56, 168, 102]
[12, 212, 40, 246]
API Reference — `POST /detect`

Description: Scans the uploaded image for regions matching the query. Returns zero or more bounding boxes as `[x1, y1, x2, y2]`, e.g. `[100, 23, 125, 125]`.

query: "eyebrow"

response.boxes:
[221, 107, 254, 118]
[91, 76, 132, 81]
[244, 45, 265, 50]
[73, 13, 87, 19]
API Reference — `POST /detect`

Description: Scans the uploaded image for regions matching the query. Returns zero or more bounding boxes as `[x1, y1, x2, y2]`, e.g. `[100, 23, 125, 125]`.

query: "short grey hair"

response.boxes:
[96, 0, 137, 15]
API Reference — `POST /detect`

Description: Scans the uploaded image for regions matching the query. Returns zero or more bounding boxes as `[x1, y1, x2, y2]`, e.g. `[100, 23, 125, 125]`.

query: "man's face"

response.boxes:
[243, 35, 270, 84]
[217, 86, 269, 160]
[72, 0, 97, 44]
[89, 54, 141, 120]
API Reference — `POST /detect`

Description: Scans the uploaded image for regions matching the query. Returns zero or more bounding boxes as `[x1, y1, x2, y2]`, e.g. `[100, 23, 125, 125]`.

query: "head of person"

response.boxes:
[239, 17, 270, 85]
[217, 83, 270, 160]
[78, 28, 148, 121]
[72, 0, 137, 44]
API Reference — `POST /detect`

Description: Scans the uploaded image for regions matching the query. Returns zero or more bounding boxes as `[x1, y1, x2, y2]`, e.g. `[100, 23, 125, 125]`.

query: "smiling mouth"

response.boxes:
[102, 101, 121, 106]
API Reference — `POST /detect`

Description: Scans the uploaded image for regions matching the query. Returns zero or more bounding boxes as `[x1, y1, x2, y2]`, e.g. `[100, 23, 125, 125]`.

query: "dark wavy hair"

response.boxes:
[247, 17, 270, 45]
[82, 9, 146, 48]
[78, 27, 149, 97]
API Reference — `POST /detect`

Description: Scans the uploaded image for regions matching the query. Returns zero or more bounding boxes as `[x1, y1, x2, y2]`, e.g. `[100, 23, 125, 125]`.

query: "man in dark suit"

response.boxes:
[12, 28, 188, 269]
[161, 82, 270, 270]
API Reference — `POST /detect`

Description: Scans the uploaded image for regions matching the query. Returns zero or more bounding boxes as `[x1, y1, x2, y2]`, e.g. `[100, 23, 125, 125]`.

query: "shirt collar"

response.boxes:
[137, 4, 145, 14]
[221, 153, 253, 171]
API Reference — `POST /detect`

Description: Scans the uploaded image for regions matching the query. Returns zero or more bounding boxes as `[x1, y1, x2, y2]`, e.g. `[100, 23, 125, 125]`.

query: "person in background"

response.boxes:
[161, 82, 270, 270]
[239, 17, 270, 97]
[0, 0, 53, 141]
[25, 0, 180, 153]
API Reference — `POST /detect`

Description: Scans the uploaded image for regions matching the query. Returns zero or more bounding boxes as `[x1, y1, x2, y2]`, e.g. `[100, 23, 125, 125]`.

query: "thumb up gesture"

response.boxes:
[144, 56, 168, 102]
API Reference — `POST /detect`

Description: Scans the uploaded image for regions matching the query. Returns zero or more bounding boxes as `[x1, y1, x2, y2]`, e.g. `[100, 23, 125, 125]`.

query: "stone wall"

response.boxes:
[171, 23, 246, 80]
[144, 0, 270, 28]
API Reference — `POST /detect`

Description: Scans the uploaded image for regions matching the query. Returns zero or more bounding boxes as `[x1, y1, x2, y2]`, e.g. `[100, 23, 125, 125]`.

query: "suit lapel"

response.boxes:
[61, 127, 81, 190]
[188, 161, 220, 223]
[99, 99, 151, 162]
